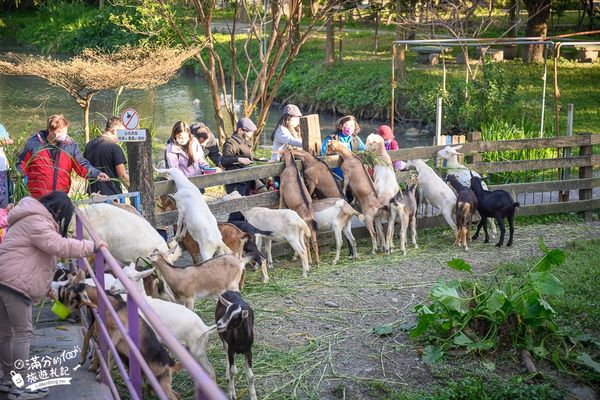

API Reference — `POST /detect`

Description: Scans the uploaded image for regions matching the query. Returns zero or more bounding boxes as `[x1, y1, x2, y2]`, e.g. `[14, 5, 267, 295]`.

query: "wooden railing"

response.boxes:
[154, 133, 600, 228]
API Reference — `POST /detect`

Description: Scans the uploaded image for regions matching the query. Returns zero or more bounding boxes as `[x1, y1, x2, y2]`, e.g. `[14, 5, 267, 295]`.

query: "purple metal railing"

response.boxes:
[74, 208, 227, 400]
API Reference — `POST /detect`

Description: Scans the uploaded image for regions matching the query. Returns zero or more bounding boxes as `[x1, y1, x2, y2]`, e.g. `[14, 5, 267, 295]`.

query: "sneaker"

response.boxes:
[8, 387, 49, 399]
[0, 377, 13, 392]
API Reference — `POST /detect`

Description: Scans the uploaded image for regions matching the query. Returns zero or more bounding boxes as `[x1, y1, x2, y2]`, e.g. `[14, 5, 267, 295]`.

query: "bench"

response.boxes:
[411, 46, 450, 66]
[576, 45, 600, 62]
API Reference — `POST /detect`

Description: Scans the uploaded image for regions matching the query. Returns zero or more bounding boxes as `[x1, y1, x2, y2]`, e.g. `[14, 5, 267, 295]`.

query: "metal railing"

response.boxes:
[74, 208, 227, 400]
[75, 192, 142, 213]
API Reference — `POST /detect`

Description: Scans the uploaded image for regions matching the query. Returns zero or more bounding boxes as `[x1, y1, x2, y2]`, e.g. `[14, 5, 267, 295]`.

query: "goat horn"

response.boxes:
[218, 296, 232, 307]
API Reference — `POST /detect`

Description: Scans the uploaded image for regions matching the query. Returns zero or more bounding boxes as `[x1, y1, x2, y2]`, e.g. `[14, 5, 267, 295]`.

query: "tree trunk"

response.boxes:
[523, 0, 551, 62]
[373, 10, 379, 52]
[508, 0, 520, 36]
[82, 92, 95, 143]
[126, 131, 156, 226]
[326, 15, 335, 64]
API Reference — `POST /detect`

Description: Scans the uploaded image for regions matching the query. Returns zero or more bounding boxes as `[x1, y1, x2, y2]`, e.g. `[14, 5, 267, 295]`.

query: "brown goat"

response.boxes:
[290, 149, 344, 199]
[278, 150, 320, 266]
[447, 174, 478, 250]
[326, 140, 385, 254]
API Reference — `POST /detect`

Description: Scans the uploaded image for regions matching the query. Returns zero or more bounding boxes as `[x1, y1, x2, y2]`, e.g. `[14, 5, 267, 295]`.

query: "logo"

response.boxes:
[11, 346, 81, 391]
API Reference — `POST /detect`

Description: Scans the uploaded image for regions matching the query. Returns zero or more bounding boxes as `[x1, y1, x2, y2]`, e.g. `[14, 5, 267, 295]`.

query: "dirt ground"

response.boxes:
[191, 219, 600, 400]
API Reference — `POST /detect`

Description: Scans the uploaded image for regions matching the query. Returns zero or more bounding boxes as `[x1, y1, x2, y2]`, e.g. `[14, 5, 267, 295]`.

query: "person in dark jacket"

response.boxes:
[190, 122, 222, 166]
[17, 115, 109, 199]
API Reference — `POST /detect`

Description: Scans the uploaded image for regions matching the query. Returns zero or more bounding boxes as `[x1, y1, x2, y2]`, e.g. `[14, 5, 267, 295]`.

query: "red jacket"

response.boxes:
[17, 131, 101, 199]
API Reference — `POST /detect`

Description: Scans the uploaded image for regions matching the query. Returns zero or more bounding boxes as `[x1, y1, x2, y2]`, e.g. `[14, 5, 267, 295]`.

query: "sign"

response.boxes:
[116, 129, 147, 142]
[120, 108, 140, 130]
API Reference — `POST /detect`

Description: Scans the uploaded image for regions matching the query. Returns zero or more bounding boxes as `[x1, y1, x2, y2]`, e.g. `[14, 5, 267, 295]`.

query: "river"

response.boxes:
[0, 72, 432, 151]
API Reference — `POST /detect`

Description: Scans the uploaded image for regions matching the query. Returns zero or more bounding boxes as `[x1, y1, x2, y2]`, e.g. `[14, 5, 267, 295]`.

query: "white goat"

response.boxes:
[155, 167, 230, 261]
[406, 159, 457, 233]
[312, 198, 364, 265]
[436, 145, 497, 239]
[364, 133, 400, 205]
[222, 191, 312, 279]
[110, 264, 216, 380]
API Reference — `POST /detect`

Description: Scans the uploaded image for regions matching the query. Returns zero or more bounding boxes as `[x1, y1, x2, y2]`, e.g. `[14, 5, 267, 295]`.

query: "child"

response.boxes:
[0, 204, 13, 244]
[270, 104, 303, 162]
[377, 125, 405, 170]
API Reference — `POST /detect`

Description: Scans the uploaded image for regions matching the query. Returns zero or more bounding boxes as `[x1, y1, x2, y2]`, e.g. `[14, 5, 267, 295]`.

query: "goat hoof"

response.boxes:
[495, 242, 503, 248]
[484, 239, 489, 244]
[507, 241, 513, 247]
[472, 235, 478, 241]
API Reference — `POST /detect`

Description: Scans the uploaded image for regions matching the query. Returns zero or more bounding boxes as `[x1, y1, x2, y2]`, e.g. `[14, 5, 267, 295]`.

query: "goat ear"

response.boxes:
[138, 268, 156, 279]
[454, 144, 463, 151]
[241, 310, 249, 319]
[148, 249, 160, 261]
[218, 296, 232, 307]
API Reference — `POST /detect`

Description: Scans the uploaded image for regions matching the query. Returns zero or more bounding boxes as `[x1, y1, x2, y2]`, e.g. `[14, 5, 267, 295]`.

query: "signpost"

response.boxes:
[118, 108, 146, 142]
[121, 108, 140, 130]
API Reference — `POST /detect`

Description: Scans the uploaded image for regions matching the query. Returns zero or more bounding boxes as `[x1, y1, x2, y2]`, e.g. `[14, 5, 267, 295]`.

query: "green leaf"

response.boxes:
[465, 340, 496, 351]
[372, 324, 393, 336]
[535, 249, 566, 272]
[538, 236, 548, 254]
[430, 280, 463, 313]
[410, 313, 436, 338]
[485, 289, 507, 314]
[576, 353, 600, 373]
[453, 332, 474, 346]
[447, 259, 472, 273]
[529, 271, 565, 296]
[532, 344, 548, 358]
[422, 345, 444, 364]
[482, 361, 496, 371]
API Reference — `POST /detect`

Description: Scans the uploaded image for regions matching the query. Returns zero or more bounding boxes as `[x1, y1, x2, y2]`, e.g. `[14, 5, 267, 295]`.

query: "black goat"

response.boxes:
[215, 291, 256, 400]
[447, 174, 478, 250]
[470, 173, 520, 247]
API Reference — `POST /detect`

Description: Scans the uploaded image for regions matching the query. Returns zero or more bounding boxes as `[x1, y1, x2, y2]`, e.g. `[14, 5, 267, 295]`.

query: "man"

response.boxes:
[17, 115, 109, 199]
[190, 122, 222, 166]
[84, 117, 130, 195]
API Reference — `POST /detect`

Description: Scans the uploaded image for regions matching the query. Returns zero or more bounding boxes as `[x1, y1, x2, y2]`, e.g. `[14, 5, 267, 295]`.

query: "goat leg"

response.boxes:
[472, 218, 485, 241]
[483, 219, 490, 243]
[507, 213, 515, 247]
[410, 215, 418, 249]
[310, 230, 320, 267]
[245, 351, 257, 400]
[342, 223, 358, 260]
[224, 344, 237, 400]
[332, 229, 343, 265]
[495, 217, 506, 247]
[385, 208, 397, 255]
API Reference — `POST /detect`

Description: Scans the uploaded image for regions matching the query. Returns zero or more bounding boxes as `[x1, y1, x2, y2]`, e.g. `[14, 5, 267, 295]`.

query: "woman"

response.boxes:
[377, 125, 405, 170]
[321, 115, 365, 179]
[165, 121, 214, 177]
[270, 104, 303, 162]
[0, 191, 104, 399]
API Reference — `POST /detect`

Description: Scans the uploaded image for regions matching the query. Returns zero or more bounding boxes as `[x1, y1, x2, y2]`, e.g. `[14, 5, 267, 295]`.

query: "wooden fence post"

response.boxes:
[559, 104, 574, 202]
[578, 132, 593, 221]
[127, 129, 156, 226]
[300, 114, 322, 156]
[467, 131, 482, 164]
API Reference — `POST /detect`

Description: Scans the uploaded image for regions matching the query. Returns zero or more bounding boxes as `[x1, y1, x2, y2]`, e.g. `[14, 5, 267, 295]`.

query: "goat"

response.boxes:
[447, 174, 478, 250]
[437, 145, 497, 239]
[405, 159, 457, 234]
[58, 277, 181, 400]
[326, 140, 386, 254]
[289, 148, 344, 199]
[312, 198, 363, 265]
[364, 133, 400, 206]
[148, 249, 252, 309]
[279, 149, 320, 266]
[470, 173, 520, 247]
[222, 191, 312, 279]
[110, 264, 216, 380]
[215, 291, 256, 400]
[155, 167, 230, 261]
[386, 175, 419, 256]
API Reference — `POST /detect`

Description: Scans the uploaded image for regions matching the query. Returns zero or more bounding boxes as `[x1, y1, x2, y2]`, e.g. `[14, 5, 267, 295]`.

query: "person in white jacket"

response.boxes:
[269, 104, 303, 162]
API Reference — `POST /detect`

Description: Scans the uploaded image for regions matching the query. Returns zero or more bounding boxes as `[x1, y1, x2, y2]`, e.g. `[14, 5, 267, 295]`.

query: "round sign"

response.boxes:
[120, 108, 140, 130]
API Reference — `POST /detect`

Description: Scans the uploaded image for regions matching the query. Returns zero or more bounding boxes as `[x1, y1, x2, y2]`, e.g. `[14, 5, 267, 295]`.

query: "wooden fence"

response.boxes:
[154, 133, 600, 230]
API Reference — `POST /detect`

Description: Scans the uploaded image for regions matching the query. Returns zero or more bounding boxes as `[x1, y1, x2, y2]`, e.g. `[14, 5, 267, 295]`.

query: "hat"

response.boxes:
[190, 122, 207, 136]
[236, 118, 257, 132]
[283, 104, 302, 117]
[377, 125, 394, 140]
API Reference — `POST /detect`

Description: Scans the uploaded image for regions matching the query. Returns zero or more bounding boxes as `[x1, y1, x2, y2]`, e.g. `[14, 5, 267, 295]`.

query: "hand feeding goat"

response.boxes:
[364, 133, 400, 206]
[278, 149, 320, 266]
[215, 291, 256, 400]
[155, 167, 230, 261]
[386, 175, 419, 255]
[437, 145, 497, 239]
[326, 140, 386, 254]
[447, 174, 478, 250]
[149, 249, 252, 309]
[406, 159, 457, 234]
[289, 149, 344, 199]
[312, 198, 364, 265]
[470, 173, 520, 247]
[222, 191, 312, 279]
[110, 264, 217, 380]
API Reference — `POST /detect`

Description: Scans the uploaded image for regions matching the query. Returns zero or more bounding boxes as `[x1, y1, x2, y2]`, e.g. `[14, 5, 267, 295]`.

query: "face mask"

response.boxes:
[289, 117, 300, 128]
[341, 126, 353, 136]
[176, 136, 189, 146]
[54, 129, 68, 142]
[384, 139, 392, 145]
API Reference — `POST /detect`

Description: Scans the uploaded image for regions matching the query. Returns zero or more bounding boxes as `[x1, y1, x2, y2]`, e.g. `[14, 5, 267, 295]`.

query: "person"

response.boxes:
[84, 117, 130, 196]
[0, 191, 105, 400]
[16, 115, 110, 199]
[0, 125, 12, 208]
[190, 122, 222, 166]
[269, 104, 303, 162]
[377, 125, 405, 170]
[221, 118, 259, 222]
[321, 115, 365, 179]
[165, 121, 214, 177]
[0, 203, 12, 244]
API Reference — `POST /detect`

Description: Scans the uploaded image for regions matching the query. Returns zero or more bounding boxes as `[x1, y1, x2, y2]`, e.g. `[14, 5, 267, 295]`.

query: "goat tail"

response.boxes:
[513, 202, 520, 208]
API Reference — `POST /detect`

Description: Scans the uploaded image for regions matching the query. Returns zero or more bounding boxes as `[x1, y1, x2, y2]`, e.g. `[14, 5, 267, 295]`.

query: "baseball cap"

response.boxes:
[190, 122, 208, 136]
[283, 104, 302, 117]
[236, 118, 257, 132]
[377, 125, 394, 140]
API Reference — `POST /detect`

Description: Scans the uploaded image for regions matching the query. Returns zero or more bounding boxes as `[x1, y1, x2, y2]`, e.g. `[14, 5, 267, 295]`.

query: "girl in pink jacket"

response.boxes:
[0, 204, 12, 244]
[0, 191, 104, 399]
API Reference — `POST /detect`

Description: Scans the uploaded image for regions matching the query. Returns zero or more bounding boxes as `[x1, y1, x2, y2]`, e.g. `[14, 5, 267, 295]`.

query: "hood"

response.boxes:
[7, 196, 55, 227]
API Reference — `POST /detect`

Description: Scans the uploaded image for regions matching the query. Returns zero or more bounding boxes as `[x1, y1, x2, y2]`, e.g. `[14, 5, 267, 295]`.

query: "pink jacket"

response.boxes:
[165, 138, 209, 178]
[0, 197, 95, 303]
[0, 207, 8, 244]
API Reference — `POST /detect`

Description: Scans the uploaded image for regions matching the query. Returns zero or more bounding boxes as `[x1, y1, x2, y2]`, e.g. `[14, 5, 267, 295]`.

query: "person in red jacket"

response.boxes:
[377, 125, 406, 170]
[16, 115, 109, 199]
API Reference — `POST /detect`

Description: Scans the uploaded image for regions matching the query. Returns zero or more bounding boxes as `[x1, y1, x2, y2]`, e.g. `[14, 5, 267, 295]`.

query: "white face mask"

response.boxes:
[289, 116, 300, 128]
[54, 128, 68, 142]
[176, 135, 189, 146]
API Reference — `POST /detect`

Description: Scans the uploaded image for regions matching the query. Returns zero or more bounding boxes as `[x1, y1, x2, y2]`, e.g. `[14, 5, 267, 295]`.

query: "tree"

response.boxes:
[0, 46, 195, 142]
[523, 0, 552, 62]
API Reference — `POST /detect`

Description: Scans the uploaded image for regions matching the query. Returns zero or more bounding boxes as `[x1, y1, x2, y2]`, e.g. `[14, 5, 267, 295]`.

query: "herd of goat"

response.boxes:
[49, 140, 520, 400]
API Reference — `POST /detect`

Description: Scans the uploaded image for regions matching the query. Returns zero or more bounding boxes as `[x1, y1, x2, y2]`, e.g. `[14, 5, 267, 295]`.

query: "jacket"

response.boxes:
[321, 133, 365, 179]
[221, 133, 254, 170]
[270, 126, 303, 161]
[0, 197, 95, 303]
[17, 131, 101, 199]
[165, 138, 209, 177]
